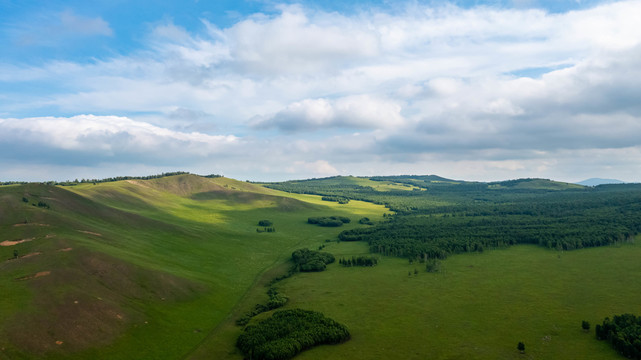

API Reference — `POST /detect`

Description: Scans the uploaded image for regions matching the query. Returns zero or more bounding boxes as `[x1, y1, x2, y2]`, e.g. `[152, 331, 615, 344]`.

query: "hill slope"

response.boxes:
[0, 175, 386, 359]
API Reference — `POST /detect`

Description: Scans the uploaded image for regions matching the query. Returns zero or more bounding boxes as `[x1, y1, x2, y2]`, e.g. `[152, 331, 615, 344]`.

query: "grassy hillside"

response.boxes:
[0, 175, 386, 359]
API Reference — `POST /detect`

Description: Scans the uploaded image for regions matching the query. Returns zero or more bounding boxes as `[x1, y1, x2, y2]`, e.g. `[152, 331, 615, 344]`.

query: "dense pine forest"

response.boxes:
[266, 176, 641, 260]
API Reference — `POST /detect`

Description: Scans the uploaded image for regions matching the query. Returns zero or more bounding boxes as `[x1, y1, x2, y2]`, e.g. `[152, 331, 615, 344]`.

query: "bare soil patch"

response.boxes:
[20, 252, 42, 259]
[1, 238, 34, 246]
[57, 248, 73, 252]
[77, 230, 102, 237]
[125, 179, 153, 190]
[13, 223, 49, 227]
[17, 270, 51, 281]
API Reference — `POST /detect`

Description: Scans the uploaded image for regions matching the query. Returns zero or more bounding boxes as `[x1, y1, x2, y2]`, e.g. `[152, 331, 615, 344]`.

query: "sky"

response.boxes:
[1, 0, 640, 183]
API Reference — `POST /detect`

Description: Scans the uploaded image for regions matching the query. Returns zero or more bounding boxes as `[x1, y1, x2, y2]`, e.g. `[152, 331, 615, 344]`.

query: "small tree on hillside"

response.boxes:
[582, 320, 590, 332]
[517, 341, 525, 353]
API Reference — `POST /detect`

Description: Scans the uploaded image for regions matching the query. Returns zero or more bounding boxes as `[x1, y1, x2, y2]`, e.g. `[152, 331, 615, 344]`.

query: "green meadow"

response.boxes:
[1, 174, 640, 359]
[276, 241, 641, 360]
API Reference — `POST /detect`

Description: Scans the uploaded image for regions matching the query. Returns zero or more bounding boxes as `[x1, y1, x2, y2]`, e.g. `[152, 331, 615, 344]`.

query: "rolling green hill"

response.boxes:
[0, 175, 385, 359]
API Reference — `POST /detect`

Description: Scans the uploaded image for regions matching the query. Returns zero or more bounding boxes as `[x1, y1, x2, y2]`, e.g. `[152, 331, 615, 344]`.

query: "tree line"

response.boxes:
[322, 195, 350, 204]
[20, 171, 224, 186]
[308, 216, 351, 227]
[339, 256, 378, 267]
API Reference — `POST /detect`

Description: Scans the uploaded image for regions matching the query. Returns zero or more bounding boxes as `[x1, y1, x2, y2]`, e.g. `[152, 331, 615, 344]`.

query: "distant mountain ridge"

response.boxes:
[576, 178, 625, 186]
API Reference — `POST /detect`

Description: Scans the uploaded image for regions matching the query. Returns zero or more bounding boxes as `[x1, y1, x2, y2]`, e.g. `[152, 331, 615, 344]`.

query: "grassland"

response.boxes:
[2, 174, 640, 359]
[275, 240, 641, 359]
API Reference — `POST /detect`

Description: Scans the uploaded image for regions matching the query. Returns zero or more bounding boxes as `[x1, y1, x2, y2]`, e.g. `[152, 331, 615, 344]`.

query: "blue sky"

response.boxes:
[1, 0, 640, 182]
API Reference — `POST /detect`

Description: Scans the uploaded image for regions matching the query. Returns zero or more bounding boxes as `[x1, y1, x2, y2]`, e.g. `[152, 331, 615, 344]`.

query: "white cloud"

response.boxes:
[288, 160, 340, 176]
[253, 95, 404, 131]
[0, 115, 238, 164]
[224, 5, 380, 74]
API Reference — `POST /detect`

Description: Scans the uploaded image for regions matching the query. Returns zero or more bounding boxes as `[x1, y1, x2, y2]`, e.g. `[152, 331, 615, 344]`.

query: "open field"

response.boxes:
[274, 241, 641, 359]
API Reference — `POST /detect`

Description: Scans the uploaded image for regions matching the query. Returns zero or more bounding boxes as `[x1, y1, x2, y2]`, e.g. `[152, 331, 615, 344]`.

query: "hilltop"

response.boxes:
[577, 178, 625, 186]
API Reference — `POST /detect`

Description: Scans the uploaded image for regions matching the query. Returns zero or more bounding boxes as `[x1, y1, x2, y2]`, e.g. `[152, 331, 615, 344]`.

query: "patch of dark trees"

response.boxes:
[292, 248, 335, 272]
[236, 309, 350, 360]
[236, 287, 289, 326]
[257, 220, 276, 233]
[322, 195, 350, 204]
[35, 201, 50, 209]
[596, 314, 641, 359]
[339, 256, 378, 267]
[308, 216, 351, 227]
[358, 217, 374, 225]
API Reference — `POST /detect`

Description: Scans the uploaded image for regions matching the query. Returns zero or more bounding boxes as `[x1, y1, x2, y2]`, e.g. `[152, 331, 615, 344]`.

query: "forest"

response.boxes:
[267, 176, 641, 260]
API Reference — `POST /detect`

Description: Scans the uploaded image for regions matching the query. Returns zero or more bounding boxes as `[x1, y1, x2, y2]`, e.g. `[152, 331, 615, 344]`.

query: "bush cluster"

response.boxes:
[596, 314, 641, 359]
[236, 309, 350, 360]
[292, 248, 335, 272]
[308, 216, 351, 227]
[236, 287, 288, 326]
